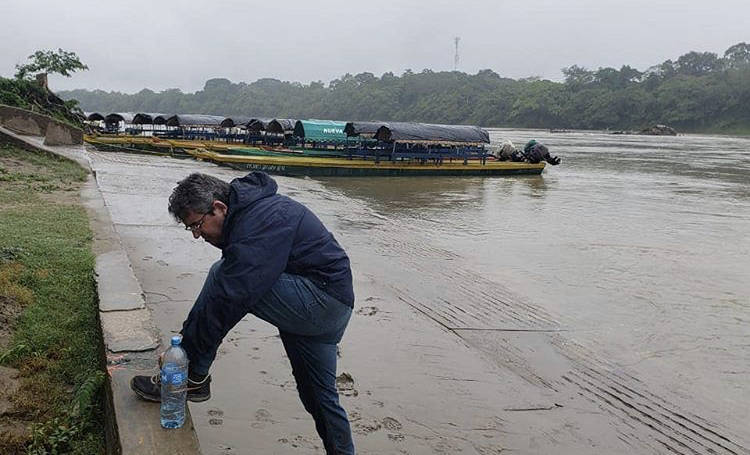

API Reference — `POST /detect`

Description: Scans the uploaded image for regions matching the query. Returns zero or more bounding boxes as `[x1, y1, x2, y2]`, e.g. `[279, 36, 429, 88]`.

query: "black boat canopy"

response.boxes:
[220, 115, 254, 128]
[247, 118, 272, 132]
[344, 121, 383, 138]
[266, 119, 297, 134]
[166, 114, 225, 127]
[152, 114, 171, 125]
[86, 112, 105, 121]
[133, 113, 168, 124]
[104, 113, 135, 124]
[374, 122, 490, 145]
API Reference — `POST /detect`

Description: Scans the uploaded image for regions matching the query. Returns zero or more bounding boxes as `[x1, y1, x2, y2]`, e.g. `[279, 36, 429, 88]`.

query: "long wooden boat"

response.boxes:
[187, 149, 544, 177]
[84, 134, 239, 153]
[85, 134, 546, 177]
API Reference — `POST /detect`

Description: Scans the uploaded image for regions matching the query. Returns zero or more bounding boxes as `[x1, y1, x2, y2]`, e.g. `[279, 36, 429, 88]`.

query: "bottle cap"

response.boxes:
[171, 335, 182, 346]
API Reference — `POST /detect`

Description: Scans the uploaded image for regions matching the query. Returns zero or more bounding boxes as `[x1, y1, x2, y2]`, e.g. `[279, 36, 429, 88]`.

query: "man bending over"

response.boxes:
[131, 171, 356, 454]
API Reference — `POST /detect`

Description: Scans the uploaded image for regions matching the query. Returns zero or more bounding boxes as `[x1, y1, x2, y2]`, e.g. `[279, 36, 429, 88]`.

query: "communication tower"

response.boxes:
[454, 37, 460, 71]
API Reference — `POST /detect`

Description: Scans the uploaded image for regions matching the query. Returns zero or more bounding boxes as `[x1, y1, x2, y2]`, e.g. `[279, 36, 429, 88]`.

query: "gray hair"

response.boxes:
[168, 173, 231, 222]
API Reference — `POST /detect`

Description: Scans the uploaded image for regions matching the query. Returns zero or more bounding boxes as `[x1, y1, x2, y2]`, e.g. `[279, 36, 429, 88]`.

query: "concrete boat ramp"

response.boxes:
[7, 130, 748, 455]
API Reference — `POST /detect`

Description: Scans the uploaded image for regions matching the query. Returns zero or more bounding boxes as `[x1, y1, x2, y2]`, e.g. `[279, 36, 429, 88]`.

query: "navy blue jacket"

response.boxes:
[180, 172, 354, 367]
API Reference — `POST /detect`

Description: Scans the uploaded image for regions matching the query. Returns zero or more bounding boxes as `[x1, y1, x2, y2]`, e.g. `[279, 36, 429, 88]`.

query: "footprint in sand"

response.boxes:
[474, 445, 505, 455]
[255, 408, 272, 421]
[382, 417, 402, 431]
[251, 408, 273, 429]
[382, 417, 405, 441]
[156, 259, 169, 266]
[207, 408, 224, 426]
[278, 435, 320, 450]
[356, 306, 378, 316]
[353, 420, 382, 434]
[336, 372, 358, 397]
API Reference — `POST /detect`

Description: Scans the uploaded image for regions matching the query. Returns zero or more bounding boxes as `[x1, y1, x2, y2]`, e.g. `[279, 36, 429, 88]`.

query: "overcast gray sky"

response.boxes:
[1, 0, 747, 93]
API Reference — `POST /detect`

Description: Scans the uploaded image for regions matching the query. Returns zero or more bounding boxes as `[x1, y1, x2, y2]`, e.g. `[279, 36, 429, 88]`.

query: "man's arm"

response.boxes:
[180, 209, 298, 374]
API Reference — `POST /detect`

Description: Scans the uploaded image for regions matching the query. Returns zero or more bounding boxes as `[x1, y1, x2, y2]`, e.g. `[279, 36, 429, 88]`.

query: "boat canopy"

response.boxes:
[266, 119, 297, 134]
[247, 118, 272, 132]
[104, 113, 135, 124]
[344, 121, 383, 138]
[152, 114, 171, 125]
[294, 120, 348, 143]
[166, 114, 225, 127]
[86, 112, 105, 122]
[133, 113, 168, 124]
[220, 115, 254, 128]
[375, 122, 490, 145]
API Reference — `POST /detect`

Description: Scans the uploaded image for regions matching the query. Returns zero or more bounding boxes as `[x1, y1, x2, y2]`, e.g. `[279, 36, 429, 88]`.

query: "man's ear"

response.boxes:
[212, 200, 228, 215]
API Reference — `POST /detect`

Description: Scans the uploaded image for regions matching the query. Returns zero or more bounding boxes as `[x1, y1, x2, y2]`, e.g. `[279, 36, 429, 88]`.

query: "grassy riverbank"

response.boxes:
[0, 77, 85, 129]
[0, 143, 105, 454]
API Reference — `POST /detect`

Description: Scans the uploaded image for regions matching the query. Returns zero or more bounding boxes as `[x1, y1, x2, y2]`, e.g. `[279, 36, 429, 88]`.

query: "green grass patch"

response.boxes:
[0, 144, 104, 454]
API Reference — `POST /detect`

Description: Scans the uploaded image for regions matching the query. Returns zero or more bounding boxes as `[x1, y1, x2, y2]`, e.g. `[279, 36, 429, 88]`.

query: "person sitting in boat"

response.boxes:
[523, 140, 561, 165]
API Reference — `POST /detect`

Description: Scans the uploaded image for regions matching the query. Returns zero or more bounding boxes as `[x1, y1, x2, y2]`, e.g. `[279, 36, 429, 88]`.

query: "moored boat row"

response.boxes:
[84, 112, 552, 177]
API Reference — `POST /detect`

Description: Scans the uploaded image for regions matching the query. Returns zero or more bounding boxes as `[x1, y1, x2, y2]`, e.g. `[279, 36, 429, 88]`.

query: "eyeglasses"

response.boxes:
[184, 212, 210, 232]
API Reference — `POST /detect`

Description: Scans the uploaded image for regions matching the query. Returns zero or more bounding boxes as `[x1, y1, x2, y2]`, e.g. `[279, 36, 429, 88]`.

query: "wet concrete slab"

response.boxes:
[96, 250, 146, 312]
[100, 309, 159, 353]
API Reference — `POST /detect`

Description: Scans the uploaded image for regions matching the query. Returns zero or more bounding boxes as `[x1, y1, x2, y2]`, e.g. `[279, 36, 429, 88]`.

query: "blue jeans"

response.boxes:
[193, 260, 355, 455]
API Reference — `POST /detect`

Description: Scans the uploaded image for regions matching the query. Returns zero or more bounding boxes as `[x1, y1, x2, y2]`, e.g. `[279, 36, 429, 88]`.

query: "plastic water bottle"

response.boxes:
[160, 335, 189, 429]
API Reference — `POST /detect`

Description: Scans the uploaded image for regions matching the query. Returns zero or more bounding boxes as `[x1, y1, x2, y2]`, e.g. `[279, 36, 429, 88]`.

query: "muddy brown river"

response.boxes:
[313, 129, 750, 452]
[321, 128, 750, 408]
[87, 129, 749, 454]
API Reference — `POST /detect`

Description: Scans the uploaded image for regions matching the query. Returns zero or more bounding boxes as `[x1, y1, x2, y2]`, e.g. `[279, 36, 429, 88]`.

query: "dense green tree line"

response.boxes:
[58, 42, 750, 133]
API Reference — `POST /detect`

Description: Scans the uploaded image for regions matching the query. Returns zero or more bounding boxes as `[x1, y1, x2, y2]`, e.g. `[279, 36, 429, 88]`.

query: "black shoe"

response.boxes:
[130, 371, 211, 403]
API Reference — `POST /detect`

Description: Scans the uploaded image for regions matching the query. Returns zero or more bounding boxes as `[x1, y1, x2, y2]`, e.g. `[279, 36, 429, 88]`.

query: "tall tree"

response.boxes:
[15, 48, 88, 80]
[724, 42, 750, 69]
[562, 65, 594, 91]
[674, 51, 721, 76]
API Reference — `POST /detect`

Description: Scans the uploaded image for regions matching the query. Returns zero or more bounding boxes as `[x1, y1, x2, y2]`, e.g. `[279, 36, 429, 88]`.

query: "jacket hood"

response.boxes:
[223, 172, 278, 234]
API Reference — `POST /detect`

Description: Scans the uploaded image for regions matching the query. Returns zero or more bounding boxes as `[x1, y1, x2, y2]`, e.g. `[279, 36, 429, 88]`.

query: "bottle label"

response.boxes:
[161, 367, 187, 385]
[171, 372, 186, 385]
